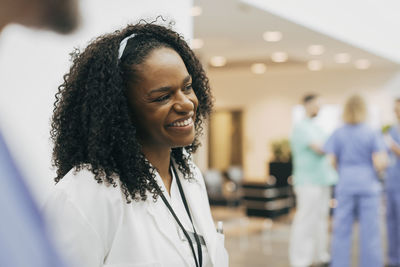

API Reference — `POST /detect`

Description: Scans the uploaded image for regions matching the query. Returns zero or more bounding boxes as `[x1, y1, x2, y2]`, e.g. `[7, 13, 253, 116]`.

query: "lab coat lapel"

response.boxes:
[145, 172, 192, 266]
[174, 162, 219, 266]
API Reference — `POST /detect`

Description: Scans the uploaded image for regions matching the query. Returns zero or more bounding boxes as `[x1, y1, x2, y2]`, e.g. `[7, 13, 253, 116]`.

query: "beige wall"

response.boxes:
[201, 66, 400, 181]
[209, 112, 233, 170]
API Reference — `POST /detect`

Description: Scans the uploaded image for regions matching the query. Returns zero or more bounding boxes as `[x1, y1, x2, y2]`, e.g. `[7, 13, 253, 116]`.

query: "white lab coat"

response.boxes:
[43, 161, 228, 267]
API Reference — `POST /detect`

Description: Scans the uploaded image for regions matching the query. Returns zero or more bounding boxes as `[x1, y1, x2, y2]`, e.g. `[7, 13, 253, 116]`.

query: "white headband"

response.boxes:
[118, 33, 136, 59]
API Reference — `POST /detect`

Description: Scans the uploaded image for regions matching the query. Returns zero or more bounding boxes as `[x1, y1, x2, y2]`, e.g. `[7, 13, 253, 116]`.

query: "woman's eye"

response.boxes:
[154, 94, 170, 102]
[183, 84, 193, 93]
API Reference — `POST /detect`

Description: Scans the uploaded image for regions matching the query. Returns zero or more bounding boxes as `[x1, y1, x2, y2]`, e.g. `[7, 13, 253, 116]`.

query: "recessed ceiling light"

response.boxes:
[307, 60, 322, 71]
[191, 6, 202, 16]
[334, 53, 351, 64]
[210, 56, 227, 67]
[251, 63, 267, 74]
[307, 45, 325, 56]
[263, 31, 282, 42]
[271, 52, 288, 63]
[190, 38, 204, 50]
[354, 59, 371, 70]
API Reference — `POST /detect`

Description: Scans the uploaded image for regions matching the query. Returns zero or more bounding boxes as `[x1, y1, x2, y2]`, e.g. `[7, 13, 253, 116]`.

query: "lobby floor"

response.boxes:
[211, 206, 292, 267]
[211, 205, 387, 267]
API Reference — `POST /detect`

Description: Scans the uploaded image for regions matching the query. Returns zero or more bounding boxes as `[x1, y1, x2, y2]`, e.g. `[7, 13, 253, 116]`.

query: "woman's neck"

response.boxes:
[141, 146, 172, 194]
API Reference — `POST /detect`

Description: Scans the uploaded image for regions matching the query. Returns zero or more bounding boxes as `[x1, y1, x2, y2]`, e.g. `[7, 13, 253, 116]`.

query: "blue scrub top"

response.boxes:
[324, 123, 384, 194]
[386, 125, 400, 192]
[0, 130, 67, 267]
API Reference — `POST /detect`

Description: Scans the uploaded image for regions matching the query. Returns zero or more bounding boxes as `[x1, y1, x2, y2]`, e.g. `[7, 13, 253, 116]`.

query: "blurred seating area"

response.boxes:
[204, 161, 295, 219]
[203, 166, 244, 207]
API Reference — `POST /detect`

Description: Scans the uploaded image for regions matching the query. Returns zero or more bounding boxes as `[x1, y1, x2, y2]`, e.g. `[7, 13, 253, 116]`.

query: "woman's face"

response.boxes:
[127, 47, 198, 151]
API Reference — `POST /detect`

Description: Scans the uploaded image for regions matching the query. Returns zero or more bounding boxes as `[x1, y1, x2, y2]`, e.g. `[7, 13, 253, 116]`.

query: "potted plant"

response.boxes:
[268, 138, 292, 187]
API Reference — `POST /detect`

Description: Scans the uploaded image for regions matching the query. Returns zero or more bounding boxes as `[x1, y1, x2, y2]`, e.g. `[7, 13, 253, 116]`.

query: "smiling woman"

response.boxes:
[128, 48, 199, 167]
[44, 21, 228, 267]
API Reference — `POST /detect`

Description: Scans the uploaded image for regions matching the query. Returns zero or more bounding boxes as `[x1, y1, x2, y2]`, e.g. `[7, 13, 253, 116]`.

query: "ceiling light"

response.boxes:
[251, 63, 267, 74]
[190, 38, 204, 50]
[191, 6, 202, 16]
[354, 59, 371, 70]
[271, 52, 288, 63]
[334, 53, 351, 64]
[307, 60, 322, 71]
[210, 56, 227, 67]
[307, 45, 325, 56]
[263, 31, 282, 42]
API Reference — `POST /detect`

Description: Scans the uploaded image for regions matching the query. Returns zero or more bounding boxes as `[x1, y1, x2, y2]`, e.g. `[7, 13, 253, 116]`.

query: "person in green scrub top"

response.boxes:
[289, 94, 337, 267]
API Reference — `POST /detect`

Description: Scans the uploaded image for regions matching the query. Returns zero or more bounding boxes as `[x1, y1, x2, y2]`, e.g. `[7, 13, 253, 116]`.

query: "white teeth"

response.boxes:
[171, 117, 193, 127]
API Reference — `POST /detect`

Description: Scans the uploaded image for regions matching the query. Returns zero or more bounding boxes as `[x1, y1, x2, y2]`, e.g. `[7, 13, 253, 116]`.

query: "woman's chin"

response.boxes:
[171, 138, 195, 149]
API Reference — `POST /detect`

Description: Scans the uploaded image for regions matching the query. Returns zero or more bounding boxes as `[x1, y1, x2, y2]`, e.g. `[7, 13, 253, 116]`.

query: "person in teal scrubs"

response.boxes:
[289, 94, 337, 267]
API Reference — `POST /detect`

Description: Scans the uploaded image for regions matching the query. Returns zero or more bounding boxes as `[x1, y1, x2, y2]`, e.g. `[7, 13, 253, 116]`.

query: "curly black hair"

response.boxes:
[50, 20, 213, 203]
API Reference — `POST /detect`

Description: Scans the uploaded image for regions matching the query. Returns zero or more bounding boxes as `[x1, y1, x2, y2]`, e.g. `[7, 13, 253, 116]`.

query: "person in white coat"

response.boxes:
[44, 21, 228, 267]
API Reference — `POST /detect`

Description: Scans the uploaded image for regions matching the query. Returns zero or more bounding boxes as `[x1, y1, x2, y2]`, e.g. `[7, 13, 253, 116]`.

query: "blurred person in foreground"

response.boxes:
[0, 0, 79, 266]
[43, 20, 228, 267]
[324, 94, 387, 267]
[289, 94, 338, 267]
[384, 98, 400, 267]
[0, 0, 79, 33]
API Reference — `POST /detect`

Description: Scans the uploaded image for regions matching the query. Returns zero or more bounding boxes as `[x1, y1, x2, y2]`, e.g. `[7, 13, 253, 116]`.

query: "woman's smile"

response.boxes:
[166, 116, 195, 135]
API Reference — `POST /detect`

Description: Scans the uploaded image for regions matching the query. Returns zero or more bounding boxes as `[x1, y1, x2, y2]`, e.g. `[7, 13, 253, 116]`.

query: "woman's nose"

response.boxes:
[174, 91, 194, 113]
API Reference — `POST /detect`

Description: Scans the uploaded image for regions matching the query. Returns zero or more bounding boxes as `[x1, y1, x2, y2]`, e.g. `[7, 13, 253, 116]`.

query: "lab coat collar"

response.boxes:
[145, 169, 192, 266]
[171, 160, 218, 267]
[145, 160, 218, 266]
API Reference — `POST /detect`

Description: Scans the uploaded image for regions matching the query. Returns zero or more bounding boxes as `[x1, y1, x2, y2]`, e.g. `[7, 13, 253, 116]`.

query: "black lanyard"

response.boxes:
[156, 162, 203, 267]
